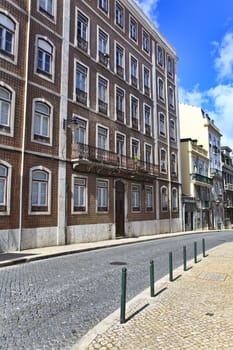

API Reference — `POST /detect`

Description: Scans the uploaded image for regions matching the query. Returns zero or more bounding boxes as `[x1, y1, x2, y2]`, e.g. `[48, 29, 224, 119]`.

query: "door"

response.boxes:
[115, 181, 125, 237]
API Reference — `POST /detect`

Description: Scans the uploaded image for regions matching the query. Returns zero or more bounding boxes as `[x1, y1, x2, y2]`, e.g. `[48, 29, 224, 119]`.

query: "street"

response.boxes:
[0, 231, 233, 349]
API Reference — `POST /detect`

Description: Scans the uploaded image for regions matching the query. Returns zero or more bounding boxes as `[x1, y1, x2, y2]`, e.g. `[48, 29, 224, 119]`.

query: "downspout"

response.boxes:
[18, 0, 31, 250]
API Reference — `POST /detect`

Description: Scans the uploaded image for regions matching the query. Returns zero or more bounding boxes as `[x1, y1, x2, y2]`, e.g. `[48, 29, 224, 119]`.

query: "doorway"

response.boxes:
[115, 181, 125, 237]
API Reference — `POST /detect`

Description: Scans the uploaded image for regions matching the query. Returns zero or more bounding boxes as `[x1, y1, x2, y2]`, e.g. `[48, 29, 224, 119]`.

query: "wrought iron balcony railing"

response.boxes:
[71, 143, 158, 176]
[192, 173, 213, 185]
[77, 36, 88, 52]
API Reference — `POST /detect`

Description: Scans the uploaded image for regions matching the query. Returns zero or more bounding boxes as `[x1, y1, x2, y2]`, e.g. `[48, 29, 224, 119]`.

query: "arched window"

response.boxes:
[161, 186, 168, 211]
[0, 161, 11, 214]
[0, 86, 11, 132]
[160, 149, 167, 173]
[36, 38, 54, 77]
[30, 168, 51, 212]
[172, 188, 178, 211]
[0, 13, 15, 55]
[33, 100, 52, 144]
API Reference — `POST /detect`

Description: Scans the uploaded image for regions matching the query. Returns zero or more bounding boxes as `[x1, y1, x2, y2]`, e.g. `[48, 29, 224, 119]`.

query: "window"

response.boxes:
[159, 113, 166, 136]
[160, 149, 167, 173]
[0, 164, 7, 211]
[142, 30, 150, 53]
[144, 105, 151, 136]
[31, 169, 50, 212]
[143, 67, 150, 96]
[170, 119, 176, 141]
[131, 96, 138, 130]
[168, 86, 174, 107]
[157, 45, 163, 66]
[116, 87, 124, 122]
[0, 13, 16, 58]
[161, 186, 168, 211]
[73, 117, 87, 145]
[33, 101, 51, 144]
[145, 144, 152, 164]
[98, 76, 108, 115]
[131, 139, 139, 159]
[36, 38, 53, 77]
[116, 133, 125, 155]
[97, 126, 108, 162]
[76, 63, 88, 105]
[38, 0, 54, 18]
[129, 17, 137, 41]
[98, 29, 109, 66]
[116, 44, 124, 77]
[145, 186, 153, 211]
[0, 86, 12, 134]
[130, 56, 138, 87]
[99, 0, 108, 13]
[167, 55, 173, 75]
[77, 11, 88, 52]
[115, 2, 124, 28]
[172, 188, 178, 211]
[171, 153, 177, 175]
[158, 78, 164, 99]
[131, 184, 140, 211]
[73, 177, 87, 212]
[97, 180, 108, 212]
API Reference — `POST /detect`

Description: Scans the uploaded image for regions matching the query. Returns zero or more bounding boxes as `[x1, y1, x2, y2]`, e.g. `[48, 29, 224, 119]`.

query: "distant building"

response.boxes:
[221, 146, 233, 227]
[0, 0, 182, 251]
[179, 103, 224, 229]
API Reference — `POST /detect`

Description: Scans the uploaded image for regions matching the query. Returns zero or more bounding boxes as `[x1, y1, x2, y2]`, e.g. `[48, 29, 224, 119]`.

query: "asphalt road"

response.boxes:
[0, 231, 232, 349]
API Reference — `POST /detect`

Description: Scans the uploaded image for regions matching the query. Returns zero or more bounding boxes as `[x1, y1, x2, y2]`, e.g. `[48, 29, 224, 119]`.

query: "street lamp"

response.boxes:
[63, 118, 80, 131]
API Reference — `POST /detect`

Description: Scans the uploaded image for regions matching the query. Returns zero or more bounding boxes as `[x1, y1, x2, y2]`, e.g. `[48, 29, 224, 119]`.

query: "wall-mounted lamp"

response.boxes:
[63, 118, 80, 131]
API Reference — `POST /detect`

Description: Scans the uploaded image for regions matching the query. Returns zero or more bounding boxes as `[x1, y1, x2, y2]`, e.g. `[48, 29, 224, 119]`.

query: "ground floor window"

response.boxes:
[73, 177, 87, 212]
[131, 184, 140, 212]
[145, 186, 153, 211]
[97, 179, 108, 212]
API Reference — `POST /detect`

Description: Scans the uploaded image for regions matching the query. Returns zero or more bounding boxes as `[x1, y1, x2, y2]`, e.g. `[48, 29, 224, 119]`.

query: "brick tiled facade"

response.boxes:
[0, 0, 182, 251]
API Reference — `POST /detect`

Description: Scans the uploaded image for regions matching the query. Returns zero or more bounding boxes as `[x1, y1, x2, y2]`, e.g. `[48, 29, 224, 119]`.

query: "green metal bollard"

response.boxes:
[120, 267, 127, 324]
[183, 246, 187, 271]
[169, 252, 173, 282]
[202, 238, 206, 257]
[150, 260, 155, 297]
[194, 241, 198, 263]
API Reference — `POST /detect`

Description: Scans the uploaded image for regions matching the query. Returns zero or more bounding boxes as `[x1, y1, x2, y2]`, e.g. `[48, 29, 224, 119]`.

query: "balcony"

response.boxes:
[98, 100, 108, 115]
[77, 36, 88, 52]
[116, 110, 124, 122]
[76, 89, 87, 105]
[99, 51, 109, 66]
[117, 65, 124, 77]
[132, 117, 138, 130]
[71, 143, 158, 179]
[224, 183, 233, 191]
[192, 173, 213, 186]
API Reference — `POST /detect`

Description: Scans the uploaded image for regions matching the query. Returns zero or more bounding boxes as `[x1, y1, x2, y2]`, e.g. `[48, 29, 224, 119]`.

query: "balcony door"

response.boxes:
[115, 181, 125, 237]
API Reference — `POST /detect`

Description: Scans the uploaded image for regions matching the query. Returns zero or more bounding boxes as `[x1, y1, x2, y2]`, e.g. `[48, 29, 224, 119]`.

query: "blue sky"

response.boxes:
[136, 0, 233, 148]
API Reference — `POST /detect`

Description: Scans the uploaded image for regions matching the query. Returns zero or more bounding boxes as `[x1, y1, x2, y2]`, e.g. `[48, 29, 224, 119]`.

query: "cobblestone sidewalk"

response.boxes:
[75, 243, 233, 350]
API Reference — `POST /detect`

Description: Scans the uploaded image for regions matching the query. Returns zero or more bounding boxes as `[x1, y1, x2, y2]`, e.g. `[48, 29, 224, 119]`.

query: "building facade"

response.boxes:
[179, 103, 224, 229]
[0, 0, 182, 251]
[221, 146, 233, 227]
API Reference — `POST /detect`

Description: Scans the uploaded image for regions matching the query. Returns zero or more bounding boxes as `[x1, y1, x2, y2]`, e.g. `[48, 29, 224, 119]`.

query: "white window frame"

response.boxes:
[157, 44, 164, 67]
[144, 104, 151, 136]
[76, 9, 90, 54]
[97, 74, 109, 116]
[145, 185, 153, 212]
[144, 143, 152, 164]
[72, 114, 88, 147]
[98, 27, 109, 66]
[171, 152, 177, 175]
[115, 85, 125, 122]
[142, 29, 150, 54]
[130, 54, 138, 88]
[96, 123, 109, 152]
[98, 0, 109, 14]
[131, 137, 140, 159]
[168, 86, 174, 107]
[129, 16, 138, 43]
[115, 131, 126, 156]
[159, 112, 166, 137]
[96, 179, 109, 213]
[75, 60, 89, 106]
[170, 119, 176, 142]
[0, 12, 18, 64]
[161, 186, 168, 212]
[160, 148, 167, 173]
[0, 82, 15, 137]
[143, 65, 150, 96]
[158, 78, 164, 100]
[29, 166, 51, 215]
[0, 160, 12, 216]
[72, 175, 88, 214]
[115, 1, 124, 29]
[172, 187, 178, 211]
[131, 184, 141, 212]
[167, 55, 173, 76]
[115, 41, 125, 78]
[130, 95, 139, 130]
[31, 98, 53, 146]
[35, 36, 55, 81]
[38, 0, 57, 22]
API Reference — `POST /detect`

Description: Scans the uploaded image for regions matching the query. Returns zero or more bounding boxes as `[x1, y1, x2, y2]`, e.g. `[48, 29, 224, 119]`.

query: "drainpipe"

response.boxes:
[18, 0, 31, 251]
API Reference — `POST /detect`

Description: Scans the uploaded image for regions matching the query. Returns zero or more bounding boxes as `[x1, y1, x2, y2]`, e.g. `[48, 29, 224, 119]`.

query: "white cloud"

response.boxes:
[135, 0, 159, 26]
[214, 32, 233, 82]
[179, 84, 208, 106]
